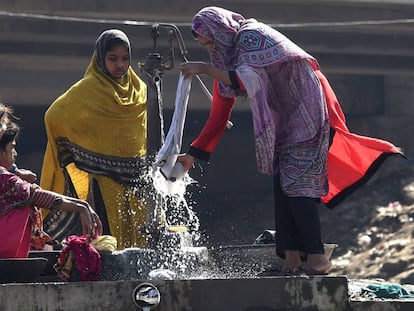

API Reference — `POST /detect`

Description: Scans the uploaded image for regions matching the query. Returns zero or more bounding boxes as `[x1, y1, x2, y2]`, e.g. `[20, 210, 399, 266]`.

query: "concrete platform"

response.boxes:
[2, 245, 414, 310]
[351, 300, 414, 311]
[0, 276, 350, 311]
[0, 244, 349, 310]
[3, 276, 414, 310]
[2, 245, 414, 311]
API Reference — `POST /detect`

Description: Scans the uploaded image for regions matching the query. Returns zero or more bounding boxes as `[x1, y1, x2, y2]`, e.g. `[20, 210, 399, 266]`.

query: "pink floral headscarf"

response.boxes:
[191, 6, 318, 97]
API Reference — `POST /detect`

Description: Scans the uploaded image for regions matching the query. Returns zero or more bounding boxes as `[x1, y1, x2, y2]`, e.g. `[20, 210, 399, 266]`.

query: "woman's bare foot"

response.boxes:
[305, 254, 332, 274]
[284, 250, 302, 269]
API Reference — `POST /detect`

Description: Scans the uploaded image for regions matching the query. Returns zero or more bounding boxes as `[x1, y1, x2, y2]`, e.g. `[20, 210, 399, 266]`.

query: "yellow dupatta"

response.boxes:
[40, 57, 148, 248]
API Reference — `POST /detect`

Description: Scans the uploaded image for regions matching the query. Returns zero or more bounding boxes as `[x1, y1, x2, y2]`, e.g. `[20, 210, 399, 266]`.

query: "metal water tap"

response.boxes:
[138, 23, 175, 80]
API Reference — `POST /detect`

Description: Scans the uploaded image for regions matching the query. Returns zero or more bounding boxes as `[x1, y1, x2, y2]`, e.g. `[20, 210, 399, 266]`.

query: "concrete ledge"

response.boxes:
[350, 300, 414, 311]
[0, 276, 350, 311]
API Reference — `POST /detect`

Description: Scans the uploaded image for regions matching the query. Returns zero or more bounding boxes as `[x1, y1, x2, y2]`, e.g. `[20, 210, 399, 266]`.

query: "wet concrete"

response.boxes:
[1, 245, 414, 310]
[0, 277, 350, 311]
[351, 300, 414, 311]
[2, 276, 414, 310]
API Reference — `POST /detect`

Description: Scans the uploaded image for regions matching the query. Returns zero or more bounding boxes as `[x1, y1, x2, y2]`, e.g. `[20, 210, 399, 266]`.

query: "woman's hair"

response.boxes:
[191, 29, 199, 39]
[105, 38, 129, 53]
[0, 126, 19, 151]
[0, 103, 19, 124]
[0, 103, 20, 150]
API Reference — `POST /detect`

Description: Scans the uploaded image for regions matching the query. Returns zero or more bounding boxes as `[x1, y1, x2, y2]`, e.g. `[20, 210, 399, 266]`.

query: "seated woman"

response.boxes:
[0, 110, 102, 258]
[0, 103, 37, 183]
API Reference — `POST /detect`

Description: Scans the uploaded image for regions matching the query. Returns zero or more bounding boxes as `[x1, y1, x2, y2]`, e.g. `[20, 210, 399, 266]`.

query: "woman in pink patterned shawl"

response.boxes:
[178, 6, 403, 275]
[0, 105, 102, 258]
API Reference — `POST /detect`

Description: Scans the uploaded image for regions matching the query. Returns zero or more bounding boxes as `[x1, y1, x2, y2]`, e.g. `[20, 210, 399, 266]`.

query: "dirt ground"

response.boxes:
[192, 152, 414, 285]
[189, 152, 414, 287]
[319, 155, 414, 285]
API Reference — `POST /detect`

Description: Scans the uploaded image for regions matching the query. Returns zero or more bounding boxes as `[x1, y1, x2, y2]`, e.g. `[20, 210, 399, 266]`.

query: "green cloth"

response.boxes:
[361, 283, 414, 299]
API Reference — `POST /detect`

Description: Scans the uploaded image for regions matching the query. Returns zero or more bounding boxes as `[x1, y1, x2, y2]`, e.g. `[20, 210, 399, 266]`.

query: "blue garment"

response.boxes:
[361, 283, 414, 299]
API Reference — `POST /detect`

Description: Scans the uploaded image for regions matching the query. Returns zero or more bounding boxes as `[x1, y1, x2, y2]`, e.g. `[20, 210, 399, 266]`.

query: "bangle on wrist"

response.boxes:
[10, 164, 17, 173]
[50, 197, 63, 211]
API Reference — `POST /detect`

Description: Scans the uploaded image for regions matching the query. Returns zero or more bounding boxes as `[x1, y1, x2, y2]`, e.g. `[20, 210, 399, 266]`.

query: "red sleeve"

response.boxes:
[190, 79, 235, 157]
[32, 188, 61, 210]
[0, 171, 31, 210]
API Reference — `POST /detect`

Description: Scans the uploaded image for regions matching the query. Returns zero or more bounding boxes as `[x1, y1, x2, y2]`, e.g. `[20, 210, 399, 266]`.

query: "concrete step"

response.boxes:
[2, 244, 414, 310]
[0, 277, 350, 311]
[2, 276, 414, 310]
[350, 300, 414, 311]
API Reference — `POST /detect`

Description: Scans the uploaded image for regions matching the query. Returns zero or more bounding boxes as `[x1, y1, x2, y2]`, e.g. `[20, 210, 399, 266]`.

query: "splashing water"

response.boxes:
[150, 165, 192, 197]
[105, 163, 277, 280]
[149, 165, 200, 235]
[115, 165, 208, 279]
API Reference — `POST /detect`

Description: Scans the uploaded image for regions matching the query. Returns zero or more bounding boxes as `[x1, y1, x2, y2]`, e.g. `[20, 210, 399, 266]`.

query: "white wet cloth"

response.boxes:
[148, 268, 176, 280]
[153, 73, 192, 181]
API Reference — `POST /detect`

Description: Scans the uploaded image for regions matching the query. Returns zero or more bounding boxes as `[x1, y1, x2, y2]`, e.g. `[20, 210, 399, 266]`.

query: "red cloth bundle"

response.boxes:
[55, 234, 101, 281]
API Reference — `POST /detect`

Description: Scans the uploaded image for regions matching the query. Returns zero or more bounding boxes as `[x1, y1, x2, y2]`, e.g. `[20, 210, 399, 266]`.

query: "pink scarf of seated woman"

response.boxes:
[0, 168, 33, 258]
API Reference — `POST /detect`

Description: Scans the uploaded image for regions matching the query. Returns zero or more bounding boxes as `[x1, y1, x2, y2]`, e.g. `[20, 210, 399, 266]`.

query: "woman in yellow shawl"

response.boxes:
[40, 29, 149, 249]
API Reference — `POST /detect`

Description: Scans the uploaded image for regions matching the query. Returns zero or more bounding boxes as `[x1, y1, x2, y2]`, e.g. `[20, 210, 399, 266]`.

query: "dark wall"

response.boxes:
[4, 0, 412, 248]
[13, 105, 274, 247]
[12, 66, 407, 248]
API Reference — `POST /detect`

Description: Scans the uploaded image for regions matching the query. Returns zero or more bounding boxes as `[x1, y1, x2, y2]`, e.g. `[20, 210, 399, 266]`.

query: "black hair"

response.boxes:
[0, 103, 20, 123]
[191, 29, 199, 39]
[0, 126, 19, 151]
[105, 38, 129, 55]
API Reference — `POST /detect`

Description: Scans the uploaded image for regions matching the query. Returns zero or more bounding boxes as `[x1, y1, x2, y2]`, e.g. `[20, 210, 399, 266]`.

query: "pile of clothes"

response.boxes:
[54, 235, 117, 281]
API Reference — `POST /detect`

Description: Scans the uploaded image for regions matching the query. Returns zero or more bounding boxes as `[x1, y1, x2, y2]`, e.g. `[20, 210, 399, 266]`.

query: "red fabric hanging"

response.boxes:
[315, 70, 404, 208]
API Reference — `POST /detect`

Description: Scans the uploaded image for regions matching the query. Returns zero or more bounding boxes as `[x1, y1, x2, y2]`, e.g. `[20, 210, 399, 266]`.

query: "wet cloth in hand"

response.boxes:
[153, 73, 192, 181]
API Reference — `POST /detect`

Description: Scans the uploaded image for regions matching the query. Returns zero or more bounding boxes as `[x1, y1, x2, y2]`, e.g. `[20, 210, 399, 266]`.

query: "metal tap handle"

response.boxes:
[158, 23, 233, 129]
